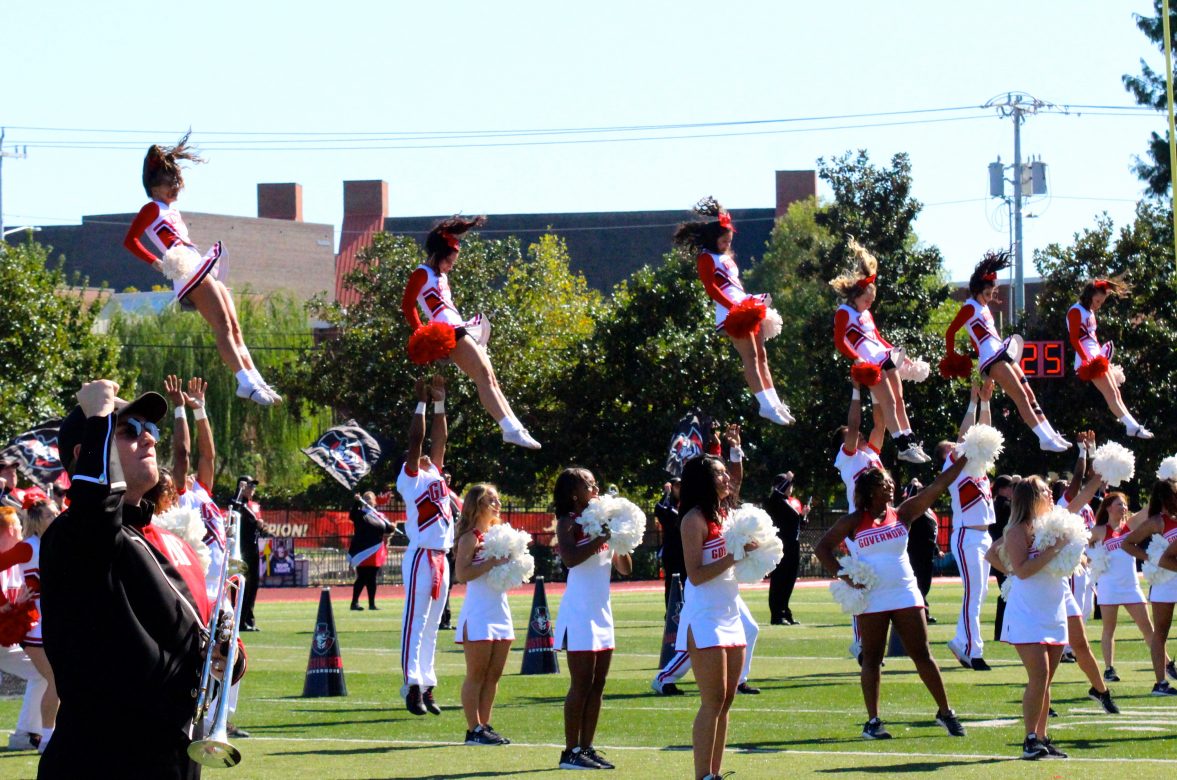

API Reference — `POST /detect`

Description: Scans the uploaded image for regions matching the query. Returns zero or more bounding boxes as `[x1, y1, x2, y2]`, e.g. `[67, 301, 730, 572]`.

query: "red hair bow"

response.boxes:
[717, 213, 736, 232]
[856, 274, 876, 289]
[20, 487, 48, 510]
[982, 272, 997, 282]
[1094, 279, 1110, 291]
[439, 231, 461, 252]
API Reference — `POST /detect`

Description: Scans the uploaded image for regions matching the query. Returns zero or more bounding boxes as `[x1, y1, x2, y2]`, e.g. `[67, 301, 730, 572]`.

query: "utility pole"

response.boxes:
[0, 128, 30, 240]
[985, 93, 1051, 320]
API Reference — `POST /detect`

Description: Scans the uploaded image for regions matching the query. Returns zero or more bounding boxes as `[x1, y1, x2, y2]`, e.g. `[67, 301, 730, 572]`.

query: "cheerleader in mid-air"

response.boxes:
[401, 216, 540, 449]
[122, 133, 279, 406]
[674, 198, 793, 426]
[831, 240, 930, 464]
[941, 252, 1069, 452]
[1067, 277, 1152, 438]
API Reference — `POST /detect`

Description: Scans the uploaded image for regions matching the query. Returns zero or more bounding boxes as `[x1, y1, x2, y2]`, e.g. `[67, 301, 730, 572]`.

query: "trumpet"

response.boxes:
[188, 485, 249, 768]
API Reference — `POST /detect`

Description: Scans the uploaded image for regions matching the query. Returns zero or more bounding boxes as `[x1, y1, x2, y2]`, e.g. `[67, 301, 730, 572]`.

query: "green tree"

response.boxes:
[0, 241, 121, 440]
[1123, 0, 1177, 196]
[110, 291, 330, 496]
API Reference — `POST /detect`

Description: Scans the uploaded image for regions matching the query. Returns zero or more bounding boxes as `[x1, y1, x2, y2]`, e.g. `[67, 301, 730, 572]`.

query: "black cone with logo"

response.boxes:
[659, 574, 684, 668]
[886, 622, 907, 658]
[521, 577, 560, 675]
[303, 588, 348, 696]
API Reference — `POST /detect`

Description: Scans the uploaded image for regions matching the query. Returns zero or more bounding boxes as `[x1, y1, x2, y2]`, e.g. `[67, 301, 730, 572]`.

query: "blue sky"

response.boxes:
[0, 1, 1165, 282]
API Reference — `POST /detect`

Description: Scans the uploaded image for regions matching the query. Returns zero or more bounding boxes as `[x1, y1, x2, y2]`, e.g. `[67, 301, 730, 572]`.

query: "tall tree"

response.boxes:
[1123, 0, 1177, 196]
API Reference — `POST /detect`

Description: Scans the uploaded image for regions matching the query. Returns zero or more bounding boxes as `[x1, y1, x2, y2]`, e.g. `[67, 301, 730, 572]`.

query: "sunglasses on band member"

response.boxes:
[118, 417, 161, 441]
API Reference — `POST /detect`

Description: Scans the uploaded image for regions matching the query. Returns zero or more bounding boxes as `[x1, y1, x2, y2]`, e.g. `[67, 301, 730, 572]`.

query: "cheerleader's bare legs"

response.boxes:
[450, 337, 539, 449]
[1101, 604, 1155, 673]
[564, 651, 613, 756]
[857, 608, 951, 719]
[986, 360, 1066, 450]
[729, 332, 793, 426]
[1015, 644, 1063, 743]
[460, 634, 511, 733]
[1090, 374, 1153, 438]
[688, 632, 742, 780]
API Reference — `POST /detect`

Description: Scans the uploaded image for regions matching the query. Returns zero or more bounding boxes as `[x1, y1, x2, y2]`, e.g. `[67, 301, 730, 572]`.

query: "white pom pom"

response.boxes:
[1032, 506, 1090, 578]
[761, 307, 783, 341]
[1108, 363, 1126, 388]
[956, 424, 1004, 478]
[576, 499, 608, 540]
[577, 495, 647, 555]
[1087, 543, 1111, 583]
[829, 579, 870, 615]
[1143, 533, 1177, 586]
[153, 505, 211, 573]
[480, 523, 536, 593]
[1093, 442, 1136, 487]
[827, 555, 878, 615]
[723, 504, 783, 583]
[160, 245, 201, 282]
[1000, 577, 1012, 602]
[896, 357, 931, 383]
[1157, 455, 1177, 483]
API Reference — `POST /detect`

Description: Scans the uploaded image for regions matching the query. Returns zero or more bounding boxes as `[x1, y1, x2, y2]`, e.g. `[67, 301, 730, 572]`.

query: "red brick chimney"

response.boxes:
[335, 180, 388, 305]
[257, 183, 303, 221]
[775, 170, 817, 217]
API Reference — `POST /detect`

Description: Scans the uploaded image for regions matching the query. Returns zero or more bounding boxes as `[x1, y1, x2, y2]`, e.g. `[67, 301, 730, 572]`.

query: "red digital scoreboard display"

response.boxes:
[1020, 340, 1066, 379]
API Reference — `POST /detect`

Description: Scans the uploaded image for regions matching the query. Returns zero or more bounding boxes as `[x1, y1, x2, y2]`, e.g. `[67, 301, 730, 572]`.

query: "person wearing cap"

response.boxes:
[655, 477, 684, 606]
[0, 456, 26, 509]
[38, 379, 239, 779]
[766, 472, 809, 626]
[235, 475, 267, 632]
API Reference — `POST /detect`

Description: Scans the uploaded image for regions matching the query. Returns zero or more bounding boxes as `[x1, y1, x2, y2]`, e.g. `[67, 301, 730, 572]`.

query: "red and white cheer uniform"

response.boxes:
[554, 515, 616, 652]
[946, 452, 994, 661]
[123, 200, 223, 300]
[455, 529, 514, 644]
[674, 519, 745, 651]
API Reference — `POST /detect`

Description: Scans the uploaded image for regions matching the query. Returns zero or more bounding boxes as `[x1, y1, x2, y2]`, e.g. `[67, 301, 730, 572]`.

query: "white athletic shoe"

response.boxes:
[1129, 425, 1155, 440]
[236, 381, 275, 407]
[946, 638, 970, 668]
[257, 380, 283, 404]
[1052, 433, 1073, 449]
[1038, 436, 1069, 453]
[898, 442, 932, 464]
[848, 640, 862, 659]
[776, 403, 796, 425]
[7, 731, 38, 751]
[759, 404, 792, 426]
[503, 427, 541, 450]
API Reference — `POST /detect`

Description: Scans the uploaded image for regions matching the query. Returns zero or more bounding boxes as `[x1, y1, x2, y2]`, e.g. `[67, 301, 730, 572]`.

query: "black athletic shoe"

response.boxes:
[1041, 737, 1069, 758]
[770, 616, 790, 626]
[935, 709, 966, 737]
[582, 746, 614, 769]
[1088, 687, 1120, 714]
[406, 685, 427, 716]
[1151, 681, 1177, 696]
[423, 686, 442, 715]
[226, 723, 251, 738]
[861, 718, 892, 740]
[1048, 707, 1058, 718]
[737, 682, 761, 695]
[1021, 734, 1048, 760]
[1168, 660, 1177, 681]
[1104, 666, 1120, 682]
[465, 727, 505, 746]
[350, 603, 364, 611]
[855, 653, 884, 668]
[926, 615, 938, 625]
[484, 724, 511, 745]
[368, 604, 380, 611]
[970, 657, 992, 672]
[1060, 651, 1077, 664]
[559, 747, 602, 769]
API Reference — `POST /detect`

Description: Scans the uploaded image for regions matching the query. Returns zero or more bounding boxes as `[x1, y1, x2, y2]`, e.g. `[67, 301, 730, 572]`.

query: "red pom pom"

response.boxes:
[722, 298, 767, 339]
[407, 322, 457, 365]
[1078, 355, 1109, 382]
[851, 362, 883, 387]
[0, 602, 38, 647]
[938, 351, 973, 379]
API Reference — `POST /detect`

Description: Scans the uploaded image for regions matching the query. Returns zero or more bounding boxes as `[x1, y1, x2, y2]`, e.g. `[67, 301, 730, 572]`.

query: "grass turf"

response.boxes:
[2, 581, 1175, 779]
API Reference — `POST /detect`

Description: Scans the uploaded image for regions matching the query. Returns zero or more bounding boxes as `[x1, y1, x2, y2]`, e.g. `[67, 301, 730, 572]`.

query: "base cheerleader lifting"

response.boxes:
[941, 251, 1069, 452]
[1066, 276, 1152, 438]
[674, 198, 794, 426]
[830, 239, 930, 463]
[122, 133, 280, 406]
[401, 216, 541, 449]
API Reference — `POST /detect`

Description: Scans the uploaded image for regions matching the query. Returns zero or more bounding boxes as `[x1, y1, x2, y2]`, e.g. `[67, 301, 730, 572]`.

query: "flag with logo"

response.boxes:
[2, 420, 67, 488]
[664, 410, 712, 477]
[302, 420, 383, 490]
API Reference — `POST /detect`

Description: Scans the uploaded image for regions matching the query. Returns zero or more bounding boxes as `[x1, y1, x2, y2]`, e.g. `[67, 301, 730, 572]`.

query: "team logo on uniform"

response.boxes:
[301, 420, 383, 490]
[530, 606, 551, 636]
[312, 620, 335, 655]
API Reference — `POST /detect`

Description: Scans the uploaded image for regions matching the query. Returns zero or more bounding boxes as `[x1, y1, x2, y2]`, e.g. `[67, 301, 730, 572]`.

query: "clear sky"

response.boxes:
[0, 0, 1166, 282]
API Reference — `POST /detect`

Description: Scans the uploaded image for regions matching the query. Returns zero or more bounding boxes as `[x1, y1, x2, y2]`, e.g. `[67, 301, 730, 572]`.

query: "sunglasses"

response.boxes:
[118, 417, 160, 441]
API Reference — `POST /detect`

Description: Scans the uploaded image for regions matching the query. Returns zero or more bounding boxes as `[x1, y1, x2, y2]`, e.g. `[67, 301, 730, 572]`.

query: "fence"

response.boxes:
[257, 504, 962, 587]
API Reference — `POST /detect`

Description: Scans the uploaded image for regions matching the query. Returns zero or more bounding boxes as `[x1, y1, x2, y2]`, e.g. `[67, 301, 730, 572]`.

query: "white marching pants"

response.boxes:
[400, 547, 450, 690]
[0, 644, 45, 735]
[952, 527, 992, 660]
[656, 595, 758, 685]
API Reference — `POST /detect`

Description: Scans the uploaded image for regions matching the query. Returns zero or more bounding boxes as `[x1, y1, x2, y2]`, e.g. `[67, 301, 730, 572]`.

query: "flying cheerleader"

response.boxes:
[674, 197, 793, 426]
[1067, 276, 1153, 439]
[941, 252, 1070, 452]
[400, 216, 540, 450]
[122, 133, 280, 406]
[831, 239, 931, 464]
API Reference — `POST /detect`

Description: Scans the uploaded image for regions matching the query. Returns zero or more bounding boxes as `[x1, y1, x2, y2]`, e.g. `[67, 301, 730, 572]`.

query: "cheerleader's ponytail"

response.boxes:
[829, 238, 879, 301]
[141, 130, 204, 196]
[673, 196, 734, 254]
[967, 250, 1012, 298]
[425, 215, 488, 263]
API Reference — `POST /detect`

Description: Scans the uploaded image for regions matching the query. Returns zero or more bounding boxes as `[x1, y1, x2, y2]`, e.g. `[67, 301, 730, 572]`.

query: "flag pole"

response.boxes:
[1163, 0, 1177, 269]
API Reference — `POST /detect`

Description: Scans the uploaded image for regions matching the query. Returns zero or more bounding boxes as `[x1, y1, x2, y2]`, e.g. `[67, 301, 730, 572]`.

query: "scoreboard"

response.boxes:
[1019, 340, 1066, 379]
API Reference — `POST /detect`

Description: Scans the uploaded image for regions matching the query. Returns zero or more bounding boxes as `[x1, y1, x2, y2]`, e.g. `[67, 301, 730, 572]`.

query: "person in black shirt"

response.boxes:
[235, 476, 267, 631]
[654, 478, 684, 605]
[989, 474, 1017, 641]
[903, 479, 941, 622]
[766, 472, 808, 625]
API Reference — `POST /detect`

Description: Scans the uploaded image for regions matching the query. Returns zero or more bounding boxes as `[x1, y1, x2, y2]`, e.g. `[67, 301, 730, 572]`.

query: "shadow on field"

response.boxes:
[815, 759, 1004, 773]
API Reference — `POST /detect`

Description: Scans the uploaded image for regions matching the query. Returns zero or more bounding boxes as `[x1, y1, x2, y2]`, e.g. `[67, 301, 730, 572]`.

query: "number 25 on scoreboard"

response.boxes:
[1020, 340, 1065, 379]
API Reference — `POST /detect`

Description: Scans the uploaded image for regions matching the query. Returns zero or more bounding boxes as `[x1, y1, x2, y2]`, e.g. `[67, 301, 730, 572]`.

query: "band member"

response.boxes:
[674, 197, 793, 426]
[122, 134, 279, 405]
[1067, 277, 1152, 438]
[942, 251, 1068, 452]
[398, 376, 455, 716]
[831, 240, 929, 463]
[349, 492, 394, 611]
[401, 216, 540, 449]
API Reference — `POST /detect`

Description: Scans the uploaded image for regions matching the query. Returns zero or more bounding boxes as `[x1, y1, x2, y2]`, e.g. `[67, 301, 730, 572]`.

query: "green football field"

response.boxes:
[2, 581, 1175, 779]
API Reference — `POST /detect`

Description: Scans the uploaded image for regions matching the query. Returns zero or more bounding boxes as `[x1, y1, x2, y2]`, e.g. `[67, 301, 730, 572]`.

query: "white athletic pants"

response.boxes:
[656, 595, 758, 685]
[0, 644, 45, 734]
[400, 547, 449, 690]
[952, 527, 992, 660]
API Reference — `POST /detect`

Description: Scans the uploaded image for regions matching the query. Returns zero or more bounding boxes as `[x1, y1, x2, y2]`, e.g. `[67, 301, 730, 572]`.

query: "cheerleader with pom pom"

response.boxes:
[122, 134, 279, 406]
[401, 216, 540, 449]
[831, 239, 930, 464]
[942, 251, 1069, 452]
[674, 197, 793, 426]
[452, 484, 516, 746]
[0, 506, 48, 753]
[1120, 476, 1177, 696]
[1067, 277, 1152, 438]
[552, 468, 631, 770]
[814, 460, 969, 741]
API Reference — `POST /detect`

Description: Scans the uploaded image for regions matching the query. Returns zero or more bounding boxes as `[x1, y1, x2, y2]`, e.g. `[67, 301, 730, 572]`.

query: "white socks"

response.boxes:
[235, 369, 252, 387]
[1120, 414, 1140, 430]
[1032, 422, 1053, 443]
[498, 415, 522, 433]
[756, 388, 785, 410]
